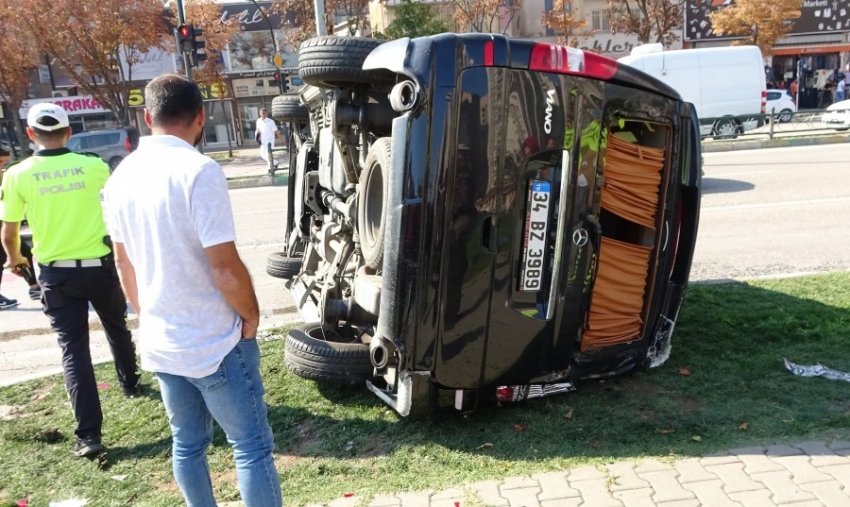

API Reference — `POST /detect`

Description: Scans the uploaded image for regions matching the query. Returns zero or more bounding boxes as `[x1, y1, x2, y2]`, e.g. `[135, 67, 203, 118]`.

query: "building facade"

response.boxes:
[684, 0, 850, 109]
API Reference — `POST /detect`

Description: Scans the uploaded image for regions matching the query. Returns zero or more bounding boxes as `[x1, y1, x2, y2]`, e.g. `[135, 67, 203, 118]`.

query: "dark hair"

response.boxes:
[145, 74, 203, 127]
[0, 147, 9, 157]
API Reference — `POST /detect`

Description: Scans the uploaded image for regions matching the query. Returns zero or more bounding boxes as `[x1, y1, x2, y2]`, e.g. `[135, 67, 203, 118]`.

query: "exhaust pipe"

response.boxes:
[370, 335, 398, 373]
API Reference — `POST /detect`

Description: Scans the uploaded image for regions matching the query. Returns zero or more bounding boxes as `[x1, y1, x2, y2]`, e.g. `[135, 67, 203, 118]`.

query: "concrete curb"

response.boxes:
[226, 173, 288, 190]
[702, 133, 850, 153]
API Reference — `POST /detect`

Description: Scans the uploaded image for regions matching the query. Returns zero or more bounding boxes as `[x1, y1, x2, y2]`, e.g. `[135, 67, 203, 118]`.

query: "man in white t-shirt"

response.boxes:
[255, 108, 284, 165]
[104, 74, 281, 507]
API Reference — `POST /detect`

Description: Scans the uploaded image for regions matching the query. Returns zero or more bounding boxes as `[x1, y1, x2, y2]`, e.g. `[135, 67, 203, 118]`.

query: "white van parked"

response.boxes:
[618, 44, 767, 138]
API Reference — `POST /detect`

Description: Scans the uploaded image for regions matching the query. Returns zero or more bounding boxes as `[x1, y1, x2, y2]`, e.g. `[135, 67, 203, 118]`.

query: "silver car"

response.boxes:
[67, 127, 140, 171]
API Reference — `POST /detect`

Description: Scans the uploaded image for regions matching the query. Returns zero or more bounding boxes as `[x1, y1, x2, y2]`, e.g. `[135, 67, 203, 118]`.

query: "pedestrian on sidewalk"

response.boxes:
[255, 108, 284, 167]
[0, 103, 141, 457]
[104, 74, 281, 507]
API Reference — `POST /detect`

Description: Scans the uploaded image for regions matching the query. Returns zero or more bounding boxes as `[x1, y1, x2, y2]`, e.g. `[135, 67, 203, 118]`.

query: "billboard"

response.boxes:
[685, 0, 850, 41]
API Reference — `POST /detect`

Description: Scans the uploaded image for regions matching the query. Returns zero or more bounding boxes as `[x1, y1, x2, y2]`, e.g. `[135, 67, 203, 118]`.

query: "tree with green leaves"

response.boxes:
[377, 0, 450, 39]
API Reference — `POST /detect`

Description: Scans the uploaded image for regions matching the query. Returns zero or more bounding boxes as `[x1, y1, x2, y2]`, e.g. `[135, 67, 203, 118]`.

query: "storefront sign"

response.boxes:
[127, 83, 229, 107]
[232, 77, 281, 98]
[685, 0, 850, 41]
[20, 96, 109, 117]
[772, 44, 850, 55]
[229, 69, 281, 79]
[219, 2, 295, 32]
[578, 32, 683, 56]
[120, 47, 178, 82]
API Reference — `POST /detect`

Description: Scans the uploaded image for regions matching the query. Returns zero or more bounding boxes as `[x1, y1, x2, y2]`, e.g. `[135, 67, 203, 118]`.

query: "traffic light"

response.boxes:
[176, 24, 193, 54]
[191, 26, 207, 67]
[175, 24, 207, 67]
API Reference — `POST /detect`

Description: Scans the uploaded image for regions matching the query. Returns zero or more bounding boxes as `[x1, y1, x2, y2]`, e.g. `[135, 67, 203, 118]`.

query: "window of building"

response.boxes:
[591, 10, 610, 32]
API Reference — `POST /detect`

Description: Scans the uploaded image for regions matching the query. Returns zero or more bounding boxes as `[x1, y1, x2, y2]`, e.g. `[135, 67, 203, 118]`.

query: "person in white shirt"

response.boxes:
[104, 74, 281, 507]
[255, 108, 284, 166]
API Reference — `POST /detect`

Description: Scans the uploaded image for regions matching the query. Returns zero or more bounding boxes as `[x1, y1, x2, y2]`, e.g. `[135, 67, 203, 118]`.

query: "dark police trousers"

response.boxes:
[38, 258, 139, 439]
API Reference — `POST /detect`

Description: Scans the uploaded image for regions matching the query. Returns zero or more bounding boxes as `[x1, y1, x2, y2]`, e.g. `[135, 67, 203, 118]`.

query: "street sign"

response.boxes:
[273, 53, 283, 68]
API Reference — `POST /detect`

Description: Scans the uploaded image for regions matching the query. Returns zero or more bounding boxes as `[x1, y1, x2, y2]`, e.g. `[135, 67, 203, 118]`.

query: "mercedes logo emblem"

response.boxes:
[573, 228, 589, 247]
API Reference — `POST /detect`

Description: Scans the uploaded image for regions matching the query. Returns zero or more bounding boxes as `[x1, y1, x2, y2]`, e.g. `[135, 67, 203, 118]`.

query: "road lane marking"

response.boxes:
[702, 196, 850, 211]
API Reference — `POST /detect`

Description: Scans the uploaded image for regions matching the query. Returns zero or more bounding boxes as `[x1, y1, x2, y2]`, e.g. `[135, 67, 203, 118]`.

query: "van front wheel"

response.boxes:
[712, 118, 740, 140]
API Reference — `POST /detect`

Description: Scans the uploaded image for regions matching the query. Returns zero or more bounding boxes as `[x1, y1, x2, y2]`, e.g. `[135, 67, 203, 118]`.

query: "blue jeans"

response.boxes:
[156, 338, 281, 507]
[836, 89, 845, 103]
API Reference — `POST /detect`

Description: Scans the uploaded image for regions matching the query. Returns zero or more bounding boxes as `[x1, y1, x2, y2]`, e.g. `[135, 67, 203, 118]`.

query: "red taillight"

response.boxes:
[529, 43, 618, 80]
[495, 386, 514, 402]
[484, 41, 494, 66]
[530, 43, 571, 72]
[760, 90, 767, 114]
[125, 138, 132, 151]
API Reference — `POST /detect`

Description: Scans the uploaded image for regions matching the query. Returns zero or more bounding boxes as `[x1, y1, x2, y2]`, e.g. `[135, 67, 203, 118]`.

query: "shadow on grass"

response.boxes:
[265, 278, 850, 464]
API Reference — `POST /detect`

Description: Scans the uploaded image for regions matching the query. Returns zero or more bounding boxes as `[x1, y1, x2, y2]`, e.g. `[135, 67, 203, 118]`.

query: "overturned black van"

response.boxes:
[267, 33, 702, 416]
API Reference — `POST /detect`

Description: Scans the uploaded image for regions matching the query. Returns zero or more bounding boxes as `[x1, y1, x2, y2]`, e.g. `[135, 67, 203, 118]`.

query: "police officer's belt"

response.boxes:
[42, 259, 104, 268]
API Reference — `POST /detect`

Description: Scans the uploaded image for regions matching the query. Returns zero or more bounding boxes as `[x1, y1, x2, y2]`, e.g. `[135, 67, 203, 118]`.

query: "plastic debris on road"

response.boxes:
[784, 358, 850, 383]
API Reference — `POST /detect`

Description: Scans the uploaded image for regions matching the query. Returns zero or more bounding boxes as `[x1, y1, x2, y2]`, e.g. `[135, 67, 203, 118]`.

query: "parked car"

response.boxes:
[766, 89, 796, 123]
[618, 44, 766, 138]
[0, 132, 20, 153]
[267, 34, 702, 417]
[67, 127, 140, 171]
[822, 99, 850, 130]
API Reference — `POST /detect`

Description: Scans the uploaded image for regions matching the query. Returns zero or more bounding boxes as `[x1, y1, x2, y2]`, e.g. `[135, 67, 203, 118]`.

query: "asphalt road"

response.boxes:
[2, 142, 850, 385]
[692, 143, 850, 281]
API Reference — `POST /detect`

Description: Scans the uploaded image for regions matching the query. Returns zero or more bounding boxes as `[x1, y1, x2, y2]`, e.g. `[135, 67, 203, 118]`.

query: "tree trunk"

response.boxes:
[10, 107, 30, 159]
[221, 98, 233, 158]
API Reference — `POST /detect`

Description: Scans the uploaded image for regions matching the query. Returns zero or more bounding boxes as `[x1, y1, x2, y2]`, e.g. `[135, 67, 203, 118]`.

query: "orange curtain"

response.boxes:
[582, 133, 664, 351]
[599, 135, 664, 230]
[582, 237, 652, 351]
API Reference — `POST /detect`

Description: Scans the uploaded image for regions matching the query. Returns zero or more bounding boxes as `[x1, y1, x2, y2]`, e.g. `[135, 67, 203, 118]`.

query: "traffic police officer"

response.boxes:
[0, 103, 140, 457]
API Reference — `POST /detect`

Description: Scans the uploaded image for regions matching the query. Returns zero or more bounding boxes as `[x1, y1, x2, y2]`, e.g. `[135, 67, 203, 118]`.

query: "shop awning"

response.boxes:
[772, 44, 850, 56]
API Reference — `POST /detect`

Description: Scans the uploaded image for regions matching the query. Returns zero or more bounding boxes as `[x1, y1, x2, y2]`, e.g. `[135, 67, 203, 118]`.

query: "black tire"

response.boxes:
[108, 156, 123, 172]
[358, 138, 391, 270]
[298, 36, 395, 89]
[778, 109, 793, 123]
[284, 323, 373, 385]
[712, 118, 740, 140]
[266, 252, 302, 279]
[271, 94, 308, 122]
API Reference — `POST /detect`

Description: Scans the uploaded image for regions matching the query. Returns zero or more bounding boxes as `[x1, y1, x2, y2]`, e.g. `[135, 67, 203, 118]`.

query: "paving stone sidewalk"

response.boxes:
[284, 441, 850, 507]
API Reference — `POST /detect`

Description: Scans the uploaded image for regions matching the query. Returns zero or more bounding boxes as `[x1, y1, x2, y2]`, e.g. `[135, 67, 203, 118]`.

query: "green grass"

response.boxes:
[207, 152, 234, 163]
[2, 273, 850, 506]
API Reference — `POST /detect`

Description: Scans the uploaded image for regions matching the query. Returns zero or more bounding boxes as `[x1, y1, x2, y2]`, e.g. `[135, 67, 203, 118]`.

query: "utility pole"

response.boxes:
[174, 0, 193, 81]
[314, 0, 327, 35]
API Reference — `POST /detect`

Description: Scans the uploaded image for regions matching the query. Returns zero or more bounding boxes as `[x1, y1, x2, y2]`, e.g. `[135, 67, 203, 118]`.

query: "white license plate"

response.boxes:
[520, 180, 551, 292]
